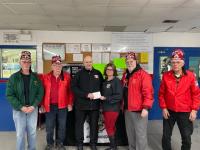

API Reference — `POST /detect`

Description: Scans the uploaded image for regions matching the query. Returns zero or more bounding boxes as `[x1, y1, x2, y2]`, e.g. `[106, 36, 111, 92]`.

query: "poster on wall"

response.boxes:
[92, 44, 111, 52]
[159, 56, 171, 80]
[110, 53, 120, 61]
[62, 64, 83, 78]
[67, 44, 81, 53]
[43, 43, 65, 60]
[81, 43, 92, 52]
[111, 32, 153, 52]
[92, 53, 102, 63]
[102, 53, 110, 64]
[73, 54, 83, 62]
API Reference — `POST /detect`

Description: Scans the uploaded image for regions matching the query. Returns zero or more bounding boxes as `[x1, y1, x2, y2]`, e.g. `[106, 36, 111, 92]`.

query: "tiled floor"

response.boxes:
[0, 120, 200, 150]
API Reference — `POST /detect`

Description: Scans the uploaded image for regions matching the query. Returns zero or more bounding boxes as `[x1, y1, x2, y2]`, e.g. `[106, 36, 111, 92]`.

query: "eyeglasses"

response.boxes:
[171, 61, 182, 65]
[126, 60, 135, 64]
[106, 68, 114, 71]
[52, 64, 62, 67]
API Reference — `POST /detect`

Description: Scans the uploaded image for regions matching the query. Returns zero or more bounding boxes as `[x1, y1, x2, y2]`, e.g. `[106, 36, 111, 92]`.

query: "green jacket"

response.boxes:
[6, 70, 44, 111]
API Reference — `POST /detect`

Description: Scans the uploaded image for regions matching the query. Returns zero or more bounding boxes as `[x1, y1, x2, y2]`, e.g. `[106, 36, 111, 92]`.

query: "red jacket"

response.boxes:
[122, 69, 154, 111]
[40, 72, 73, 112]
[159, 70, 200, 112]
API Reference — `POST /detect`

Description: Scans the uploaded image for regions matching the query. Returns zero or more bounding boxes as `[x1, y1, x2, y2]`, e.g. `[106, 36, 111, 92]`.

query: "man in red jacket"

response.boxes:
[122, 52, 154, 150]
[159, 49, 200, 150]
[40, 55, 73, 150]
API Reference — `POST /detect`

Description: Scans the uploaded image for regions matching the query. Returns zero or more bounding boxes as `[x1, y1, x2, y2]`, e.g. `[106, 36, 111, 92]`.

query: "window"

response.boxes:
[1, 48, 36, 78]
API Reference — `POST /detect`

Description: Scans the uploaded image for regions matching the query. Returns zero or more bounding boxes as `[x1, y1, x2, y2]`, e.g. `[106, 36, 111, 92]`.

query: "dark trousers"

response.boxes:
[162, 110, 193, 150]
[45, 105, 67, 145]
[75, 109, 99, 146]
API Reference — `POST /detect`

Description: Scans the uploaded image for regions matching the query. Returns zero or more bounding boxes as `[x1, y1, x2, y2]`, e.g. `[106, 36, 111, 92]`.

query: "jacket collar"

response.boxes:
[125, 64, 141, 79]
[83, 67, 94, 72]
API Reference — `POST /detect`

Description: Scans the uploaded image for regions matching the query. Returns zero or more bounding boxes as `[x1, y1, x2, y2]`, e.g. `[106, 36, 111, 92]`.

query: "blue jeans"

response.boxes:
[13, 107, 38, 150]
[45, 105, 67, 145]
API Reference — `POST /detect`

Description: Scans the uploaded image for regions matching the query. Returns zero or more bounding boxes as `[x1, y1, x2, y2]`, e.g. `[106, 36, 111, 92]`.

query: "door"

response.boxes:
[150, 47, 200, 120]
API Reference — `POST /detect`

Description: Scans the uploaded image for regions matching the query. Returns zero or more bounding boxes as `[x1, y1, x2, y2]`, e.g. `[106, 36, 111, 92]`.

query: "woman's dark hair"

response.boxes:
[104, 63, 118, 79]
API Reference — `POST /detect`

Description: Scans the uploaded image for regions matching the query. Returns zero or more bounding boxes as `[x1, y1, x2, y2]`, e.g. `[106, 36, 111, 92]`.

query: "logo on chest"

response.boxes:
[106, 84, 111, 88]
[94, 75, 99, 79]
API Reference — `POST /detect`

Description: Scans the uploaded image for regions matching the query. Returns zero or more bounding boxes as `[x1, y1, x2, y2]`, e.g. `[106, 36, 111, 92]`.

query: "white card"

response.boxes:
[92, 91, 101, 99]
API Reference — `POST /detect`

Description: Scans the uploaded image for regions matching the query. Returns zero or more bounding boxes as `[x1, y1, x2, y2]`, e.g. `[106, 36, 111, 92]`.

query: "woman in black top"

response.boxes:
[100, 63, 123, 150]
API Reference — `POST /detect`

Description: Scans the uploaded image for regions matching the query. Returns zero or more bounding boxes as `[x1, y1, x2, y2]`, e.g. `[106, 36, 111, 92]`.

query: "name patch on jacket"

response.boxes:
[94, 75, 99, 79]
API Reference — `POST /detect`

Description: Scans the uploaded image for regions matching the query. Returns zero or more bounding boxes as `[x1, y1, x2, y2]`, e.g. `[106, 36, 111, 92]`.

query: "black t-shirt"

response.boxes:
[21, 73, 31, 106]
[123, 64, 141, 110]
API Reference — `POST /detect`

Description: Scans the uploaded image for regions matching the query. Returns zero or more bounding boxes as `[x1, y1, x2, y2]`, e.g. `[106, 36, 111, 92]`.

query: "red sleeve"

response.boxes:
[190, 74, 200, 110]
[158, 74, 167, 109]
[141, 72, 154, 109]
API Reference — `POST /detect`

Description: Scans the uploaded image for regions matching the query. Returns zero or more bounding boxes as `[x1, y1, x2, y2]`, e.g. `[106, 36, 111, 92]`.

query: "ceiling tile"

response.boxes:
[147, 0, 186, 7]
[125, 25, 149, 32]
[42, 4, 78, 17]
[79, 17, 105, 26]
[0, 4, 14, 14]
[57, 25, 82, 31]
[0, 23, 13, 29]
[167, 8, 200, 20]
[167, 27, 190, 32]
[146, 25, 172, 32]
[139, 7, 174, 17]
[77, 6, 107, 17]
[107, 6, 141, 17]
[82, 26, 104, 31]
[52, 17, 80, 26]
[108, 0, 148, 7]
[36, 0, 73, 5]
[0, 0, 199, 32]
[5, 3, 45, 15]
[129, 17, 163, 26]
[105, 17, 133, 26]
[0, 15, 54, 24]
[29, 24, 59, 30]
[74, 0, 109, 6]
[182, 0, 200, 8]
[2, 0, 36, 3]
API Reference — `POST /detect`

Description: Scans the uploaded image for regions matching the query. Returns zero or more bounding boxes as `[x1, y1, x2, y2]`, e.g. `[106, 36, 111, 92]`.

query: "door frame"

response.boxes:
[151, 47, 200, 120]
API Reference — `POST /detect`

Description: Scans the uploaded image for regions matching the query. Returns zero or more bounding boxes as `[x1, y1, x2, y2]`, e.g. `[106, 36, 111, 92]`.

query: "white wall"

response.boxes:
[1, 30, 200, 74]
[0, 30, 111, 73]
[153, 32, 200, 47]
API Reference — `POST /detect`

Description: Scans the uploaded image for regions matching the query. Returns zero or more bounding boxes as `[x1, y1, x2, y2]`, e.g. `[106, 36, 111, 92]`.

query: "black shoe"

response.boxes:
[108, 136, 117, 150]
[77, 145, 83, 150]
[90, 145, 97, 150]
[57, 143, 66, 150]
[45, 144, 54, 150]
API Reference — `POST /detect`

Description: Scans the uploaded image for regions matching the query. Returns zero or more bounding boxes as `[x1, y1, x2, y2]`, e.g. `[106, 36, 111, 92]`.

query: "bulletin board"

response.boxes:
[42, 43, 149, 74]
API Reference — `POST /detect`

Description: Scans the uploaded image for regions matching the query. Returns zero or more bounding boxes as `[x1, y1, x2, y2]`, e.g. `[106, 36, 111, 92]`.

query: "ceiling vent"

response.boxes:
[104, 26, 126, 32]
[162, 20, 179, 23]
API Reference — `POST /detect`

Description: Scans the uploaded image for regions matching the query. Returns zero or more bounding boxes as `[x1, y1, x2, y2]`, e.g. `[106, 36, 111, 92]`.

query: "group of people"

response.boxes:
[6, 48, 200, 150]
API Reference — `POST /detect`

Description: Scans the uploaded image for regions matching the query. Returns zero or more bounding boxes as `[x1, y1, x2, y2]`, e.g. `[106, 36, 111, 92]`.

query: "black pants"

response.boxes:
[75, 109, 99, 146]
[45, 105, 67, 145]
[162, 110, 193, 150]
